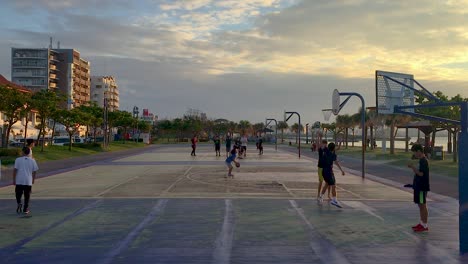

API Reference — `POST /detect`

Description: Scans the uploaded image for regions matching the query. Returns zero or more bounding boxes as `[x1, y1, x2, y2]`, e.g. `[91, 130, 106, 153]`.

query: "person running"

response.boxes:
[225, 146, 240, 178]
[240, 134, 248, 158]
[213, 135, 221, 156]
[319, 142, 345, 208]
[190, 135, 198, 156]
[13, 147, 39, 215]
[317, 140, 330, 200]
[407, 144, 430, 232]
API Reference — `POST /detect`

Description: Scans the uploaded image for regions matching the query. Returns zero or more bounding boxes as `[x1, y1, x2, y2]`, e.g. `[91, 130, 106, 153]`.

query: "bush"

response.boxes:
[0, 148, 21, 157]
[73, 143, 102, 149]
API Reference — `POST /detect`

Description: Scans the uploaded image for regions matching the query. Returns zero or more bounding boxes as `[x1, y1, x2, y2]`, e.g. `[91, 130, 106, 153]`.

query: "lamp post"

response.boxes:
[305, 123, 309, 145]
[133, 106, 139, 143]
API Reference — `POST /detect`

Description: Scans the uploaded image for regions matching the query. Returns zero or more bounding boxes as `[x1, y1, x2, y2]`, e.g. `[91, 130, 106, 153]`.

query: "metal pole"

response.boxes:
[285, 112, 301, 158]
[459, 102, 468, 254]
[266, 118, 278, 151]
[339, 92, 366, 178]
[306, 124, 309, 145]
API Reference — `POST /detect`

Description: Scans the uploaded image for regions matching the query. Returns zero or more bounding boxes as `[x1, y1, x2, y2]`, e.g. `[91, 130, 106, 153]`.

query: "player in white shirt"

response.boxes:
[240, 134, 248, 158]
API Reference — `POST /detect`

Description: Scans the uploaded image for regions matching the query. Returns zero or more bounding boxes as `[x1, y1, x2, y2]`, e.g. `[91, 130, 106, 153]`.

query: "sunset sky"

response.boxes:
[1, 0, 467, 123]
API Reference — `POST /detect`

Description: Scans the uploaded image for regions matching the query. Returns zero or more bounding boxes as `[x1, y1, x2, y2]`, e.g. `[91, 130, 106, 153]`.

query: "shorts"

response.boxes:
[323, 171, 336, 185]
[226, 146, 231, 152]
[226, 161, 233, 168]
[413, 190, 427, 204]
[215, 145, 220, 151]
[241, 146, 247, 152]
[317, 167, 324, 182]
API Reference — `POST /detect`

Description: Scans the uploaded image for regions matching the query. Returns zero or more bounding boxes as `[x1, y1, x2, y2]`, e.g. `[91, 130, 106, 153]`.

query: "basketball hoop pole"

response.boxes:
[460, 102, 468, 254]
[285, 111, 301, 158]
[337, 92, 366, 179]
[266, 118, 278, 151]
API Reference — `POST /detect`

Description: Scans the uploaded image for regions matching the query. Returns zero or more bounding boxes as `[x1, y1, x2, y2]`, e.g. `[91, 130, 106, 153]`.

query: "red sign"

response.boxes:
[143, 109, 149, 117]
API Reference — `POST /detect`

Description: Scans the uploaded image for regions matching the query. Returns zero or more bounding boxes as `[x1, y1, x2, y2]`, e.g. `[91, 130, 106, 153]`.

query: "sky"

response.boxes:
[1, 0, 467, 124]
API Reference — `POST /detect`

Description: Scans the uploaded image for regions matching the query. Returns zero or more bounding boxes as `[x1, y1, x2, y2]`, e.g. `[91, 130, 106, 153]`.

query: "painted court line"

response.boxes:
[0, 200, 102, 258]
[94, 167, 154, 197]
[212, 199, 235, 264]
[289, 200, 351, 264]
[99, 199, 168, 264]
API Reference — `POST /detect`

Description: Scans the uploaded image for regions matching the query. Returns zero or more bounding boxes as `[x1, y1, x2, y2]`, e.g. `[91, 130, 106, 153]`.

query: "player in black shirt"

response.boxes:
[407, 144, 430, 232]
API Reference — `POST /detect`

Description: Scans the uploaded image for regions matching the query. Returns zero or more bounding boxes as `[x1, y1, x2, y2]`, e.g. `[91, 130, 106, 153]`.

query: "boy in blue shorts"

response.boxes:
[225, 147, 240, 178]
[407, 144, 430, 232]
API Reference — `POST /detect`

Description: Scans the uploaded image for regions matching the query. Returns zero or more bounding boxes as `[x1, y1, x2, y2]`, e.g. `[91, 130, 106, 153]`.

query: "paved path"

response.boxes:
[0, 144, 465, 263]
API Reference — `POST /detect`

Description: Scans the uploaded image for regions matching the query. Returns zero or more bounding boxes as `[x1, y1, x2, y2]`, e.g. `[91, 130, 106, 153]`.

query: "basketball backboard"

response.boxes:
[375, 70, 415, 114]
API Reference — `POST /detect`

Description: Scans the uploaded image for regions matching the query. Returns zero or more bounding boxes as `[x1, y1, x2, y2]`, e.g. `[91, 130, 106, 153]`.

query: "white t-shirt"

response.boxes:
[241, 136, 248, 147]
[14, 156, 39, 186]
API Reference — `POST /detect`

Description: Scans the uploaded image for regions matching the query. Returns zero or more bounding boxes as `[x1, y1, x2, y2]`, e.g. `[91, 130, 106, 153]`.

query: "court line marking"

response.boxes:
[99, 199, 168, 264]
[211, 199, 234, 264]
[289, 200, 351, 264]
[0, 200, 102, 258]
[94, 167, 154, 197]
[346, 200, 461, 264]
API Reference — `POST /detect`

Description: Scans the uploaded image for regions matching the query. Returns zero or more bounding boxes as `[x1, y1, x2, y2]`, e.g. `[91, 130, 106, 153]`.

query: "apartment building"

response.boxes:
[90, 76, 120, 111]
[56, 49, 91, 109]
[11, 47, 91, 109]
[11, 48, 60, 93]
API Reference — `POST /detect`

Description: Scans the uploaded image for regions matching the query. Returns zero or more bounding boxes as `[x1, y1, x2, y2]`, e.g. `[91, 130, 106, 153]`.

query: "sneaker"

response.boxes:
[23, 209, 30, 215]
[412, 224, 423, 230]
[330, 200, 342, 208]
[16, 203, 22, 214]
[317, 197, 323, 203]
[228, 174, 234, 178]
[413, 225, 428, 232]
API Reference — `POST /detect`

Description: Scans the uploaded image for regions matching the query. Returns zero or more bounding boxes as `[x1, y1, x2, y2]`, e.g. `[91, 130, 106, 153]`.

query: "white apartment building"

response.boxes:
[90, 76, 119, 111]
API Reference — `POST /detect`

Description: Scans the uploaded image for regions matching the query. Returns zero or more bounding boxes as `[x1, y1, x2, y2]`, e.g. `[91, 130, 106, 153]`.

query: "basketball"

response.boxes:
[235, 162, 240, 168]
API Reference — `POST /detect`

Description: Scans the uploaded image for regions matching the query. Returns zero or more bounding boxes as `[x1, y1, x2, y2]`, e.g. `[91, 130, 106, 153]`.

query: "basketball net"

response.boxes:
[322, 109, 333, 121]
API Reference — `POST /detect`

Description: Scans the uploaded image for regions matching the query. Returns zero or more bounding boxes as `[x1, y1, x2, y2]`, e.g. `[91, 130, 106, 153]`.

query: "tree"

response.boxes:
[55, 108, 85, 151]
[238, 120, 252, 135]
[0, 85, 31, 148]
[113, 111, 134, 143]
[290, 123, 303, 144]
[277, 121, 288, 143]
[31, 90, 64, 152]
[76, 103, 103, 143]
[252, 122, 265, 136]
[336, 114, 353, 148]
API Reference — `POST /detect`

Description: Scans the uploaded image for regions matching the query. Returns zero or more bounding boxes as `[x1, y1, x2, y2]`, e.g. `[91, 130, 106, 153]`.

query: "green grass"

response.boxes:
[0, 141, 146, 167]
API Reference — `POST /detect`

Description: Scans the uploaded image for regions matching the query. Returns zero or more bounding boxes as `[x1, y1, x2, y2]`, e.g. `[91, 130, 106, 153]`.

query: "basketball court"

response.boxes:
[0, 144, 463, 263]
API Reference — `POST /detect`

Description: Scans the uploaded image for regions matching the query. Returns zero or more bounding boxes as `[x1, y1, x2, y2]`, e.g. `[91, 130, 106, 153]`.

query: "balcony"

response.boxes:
[49, 83, 57, 88]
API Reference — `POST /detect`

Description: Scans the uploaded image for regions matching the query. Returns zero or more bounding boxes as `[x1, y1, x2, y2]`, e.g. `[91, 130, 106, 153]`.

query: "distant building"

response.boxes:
[11, 45, 91, 109]
[56, 49, 91, 109]
[11, 48, 60, 92]
[90, 76, 119, 111]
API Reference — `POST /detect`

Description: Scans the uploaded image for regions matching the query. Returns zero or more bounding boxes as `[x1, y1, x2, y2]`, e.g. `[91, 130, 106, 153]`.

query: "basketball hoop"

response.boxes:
[322, 109, 333, 121]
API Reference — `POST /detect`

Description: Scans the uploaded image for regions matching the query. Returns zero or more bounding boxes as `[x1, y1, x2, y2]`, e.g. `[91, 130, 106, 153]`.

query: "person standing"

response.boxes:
[407, 144, 430, 232]
[318, 142, 345, 208]
[26, 138, 35, 159]
[317, 140, 330, 200]
[13, 147, 39, 214]
[225, 134, 232, 157]
[190, 135, 198, 156]
[213, 135, 221, 156]
[240, 134, 248, 158]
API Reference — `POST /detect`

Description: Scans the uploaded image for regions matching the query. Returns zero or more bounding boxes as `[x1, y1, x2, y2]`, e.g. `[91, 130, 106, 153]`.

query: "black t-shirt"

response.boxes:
[322, 150, 336, 176]
[225, 138, 232, 147]
[317, 147, 328, 168]
[413, 157, 430, 191]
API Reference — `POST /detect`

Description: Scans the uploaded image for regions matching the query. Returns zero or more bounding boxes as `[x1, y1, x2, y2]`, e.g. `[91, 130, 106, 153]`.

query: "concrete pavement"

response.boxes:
[0, 144, 465, 263]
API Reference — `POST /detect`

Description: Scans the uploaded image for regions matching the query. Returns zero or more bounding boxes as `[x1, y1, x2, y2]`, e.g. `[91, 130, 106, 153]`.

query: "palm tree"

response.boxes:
[238, 120, 252, 135]
[277, 121, 288, 143]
